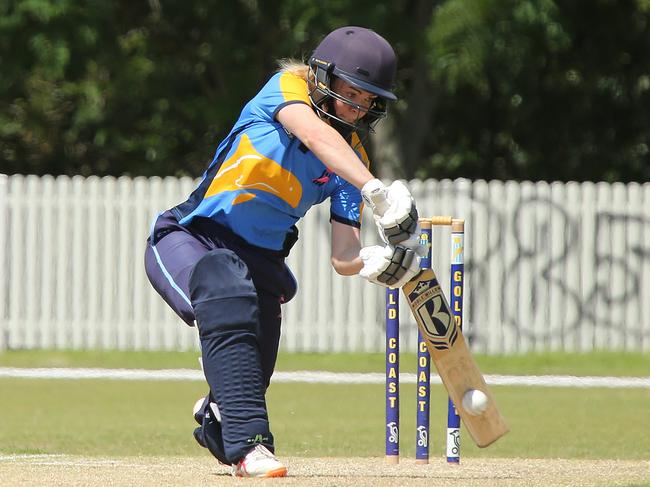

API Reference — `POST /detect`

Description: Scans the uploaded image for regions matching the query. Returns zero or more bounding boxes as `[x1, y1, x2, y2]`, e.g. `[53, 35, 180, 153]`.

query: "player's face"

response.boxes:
[331, 78, 377, 124]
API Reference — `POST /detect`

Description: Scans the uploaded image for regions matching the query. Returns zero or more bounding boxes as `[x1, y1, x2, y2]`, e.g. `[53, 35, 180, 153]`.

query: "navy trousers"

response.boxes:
[144, 211, 297, 463]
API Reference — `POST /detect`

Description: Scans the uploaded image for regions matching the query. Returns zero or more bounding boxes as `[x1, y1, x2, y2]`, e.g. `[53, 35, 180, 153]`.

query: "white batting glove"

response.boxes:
[359, 244, 423, 289]
[398, 231, 429, 258]
[361, 179, 419, 245]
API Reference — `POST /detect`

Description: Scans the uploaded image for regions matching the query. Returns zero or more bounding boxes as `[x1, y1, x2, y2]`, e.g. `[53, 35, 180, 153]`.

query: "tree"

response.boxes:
[1, 0, 649, 182]
[417, 0, 650, 182]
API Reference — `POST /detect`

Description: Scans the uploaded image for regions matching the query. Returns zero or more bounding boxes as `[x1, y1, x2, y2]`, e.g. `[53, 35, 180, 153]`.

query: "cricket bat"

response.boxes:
[402, 269, 509, 447]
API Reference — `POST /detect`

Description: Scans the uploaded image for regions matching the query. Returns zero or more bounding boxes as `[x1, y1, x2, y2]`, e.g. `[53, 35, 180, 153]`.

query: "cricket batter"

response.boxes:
[144, 26, 425, 477]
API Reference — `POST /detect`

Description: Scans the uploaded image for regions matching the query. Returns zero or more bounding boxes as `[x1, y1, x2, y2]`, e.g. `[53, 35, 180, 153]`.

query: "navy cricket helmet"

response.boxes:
[308, 26, 397, 135]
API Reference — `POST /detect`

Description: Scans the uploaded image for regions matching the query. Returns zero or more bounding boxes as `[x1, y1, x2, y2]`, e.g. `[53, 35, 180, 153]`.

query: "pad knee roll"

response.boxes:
[188, 249, 259, 338]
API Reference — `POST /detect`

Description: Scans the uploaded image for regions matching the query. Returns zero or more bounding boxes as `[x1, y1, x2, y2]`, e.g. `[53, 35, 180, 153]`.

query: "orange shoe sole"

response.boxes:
[263, 466, 288, 478]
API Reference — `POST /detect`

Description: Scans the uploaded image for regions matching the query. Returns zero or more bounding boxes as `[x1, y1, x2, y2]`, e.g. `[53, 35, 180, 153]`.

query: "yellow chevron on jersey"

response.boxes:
[205, 134, 303, 208]
[173, 71, 369, 251]
[231, 193, 256, 205]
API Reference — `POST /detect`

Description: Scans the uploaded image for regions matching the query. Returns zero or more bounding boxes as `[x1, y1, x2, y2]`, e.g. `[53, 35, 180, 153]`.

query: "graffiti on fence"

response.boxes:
[462, 195, 650, 349]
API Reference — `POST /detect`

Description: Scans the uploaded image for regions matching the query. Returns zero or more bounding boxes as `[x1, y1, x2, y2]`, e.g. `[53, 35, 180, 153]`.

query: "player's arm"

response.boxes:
[277, 102, 419, 246]
[276, 103, 374, 189]
[330, 218, 427, 287]
[330, 220, 363, 276]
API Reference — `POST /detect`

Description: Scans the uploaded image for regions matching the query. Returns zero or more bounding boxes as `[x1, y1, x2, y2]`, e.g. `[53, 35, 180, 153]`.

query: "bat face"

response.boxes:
[402, 268, 509, 448]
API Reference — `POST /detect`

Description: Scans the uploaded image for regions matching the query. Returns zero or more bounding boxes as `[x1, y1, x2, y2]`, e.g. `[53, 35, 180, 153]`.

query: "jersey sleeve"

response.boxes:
[252, 71, 311, 121]
[330, 178, 363, 228]
[330, 133, 370, 228]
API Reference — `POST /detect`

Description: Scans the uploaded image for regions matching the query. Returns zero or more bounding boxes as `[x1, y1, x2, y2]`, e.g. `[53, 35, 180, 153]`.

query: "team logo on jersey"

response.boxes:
[312, 169, 332, 186]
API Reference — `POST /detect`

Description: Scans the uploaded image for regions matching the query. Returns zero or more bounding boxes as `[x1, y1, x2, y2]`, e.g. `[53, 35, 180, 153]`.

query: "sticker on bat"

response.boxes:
[408, 277, 458, 350]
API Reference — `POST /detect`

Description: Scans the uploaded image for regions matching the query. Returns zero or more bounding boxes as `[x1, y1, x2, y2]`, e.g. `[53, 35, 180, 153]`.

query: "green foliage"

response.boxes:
[423, 0, 650, 182]
[0, 0, 649, 181]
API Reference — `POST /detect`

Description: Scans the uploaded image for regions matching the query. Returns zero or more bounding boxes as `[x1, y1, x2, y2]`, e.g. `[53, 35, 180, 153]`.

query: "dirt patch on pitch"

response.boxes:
[1, 455, 649, 486]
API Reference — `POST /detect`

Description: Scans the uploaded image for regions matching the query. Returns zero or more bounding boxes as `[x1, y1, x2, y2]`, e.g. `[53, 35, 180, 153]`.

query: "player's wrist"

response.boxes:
[361, 177, 385, 194]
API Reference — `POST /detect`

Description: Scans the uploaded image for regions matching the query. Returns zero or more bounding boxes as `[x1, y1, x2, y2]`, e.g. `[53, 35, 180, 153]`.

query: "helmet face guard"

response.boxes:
[308, 27, 397, 139]
[307, 60, 388, 137]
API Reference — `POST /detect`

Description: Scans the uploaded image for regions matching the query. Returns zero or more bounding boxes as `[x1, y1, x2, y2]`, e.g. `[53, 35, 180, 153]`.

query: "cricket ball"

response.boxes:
[462, 389, 489, 415]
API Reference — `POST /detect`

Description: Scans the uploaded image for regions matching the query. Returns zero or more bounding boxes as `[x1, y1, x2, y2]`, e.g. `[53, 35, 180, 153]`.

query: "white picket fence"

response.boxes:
[1, 174, 650, 354]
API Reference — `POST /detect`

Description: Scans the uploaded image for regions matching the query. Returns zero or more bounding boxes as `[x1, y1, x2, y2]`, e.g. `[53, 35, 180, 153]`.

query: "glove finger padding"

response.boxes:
[379, 181, 419, 245]
[359, 245, 422, 289]
[380, 205, 418, 245]
[398, 229, 428, 258]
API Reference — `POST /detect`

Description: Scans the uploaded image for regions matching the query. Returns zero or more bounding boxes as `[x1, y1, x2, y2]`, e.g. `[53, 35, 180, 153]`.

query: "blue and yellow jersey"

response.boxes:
[172, 71, 370, 251]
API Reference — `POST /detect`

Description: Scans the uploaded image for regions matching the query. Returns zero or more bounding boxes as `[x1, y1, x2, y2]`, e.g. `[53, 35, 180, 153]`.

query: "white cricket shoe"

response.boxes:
[232, 445, 288, 478]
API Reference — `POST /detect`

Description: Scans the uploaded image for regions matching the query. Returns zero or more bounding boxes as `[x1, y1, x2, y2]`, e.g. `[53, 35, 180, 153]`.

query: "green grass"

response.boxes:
[1, 349, 650, 376]
[271, 383, 650, 460]
[1, 378, 649, 460]
[0, 350, 649, 460]
[0, 349, 201, 370]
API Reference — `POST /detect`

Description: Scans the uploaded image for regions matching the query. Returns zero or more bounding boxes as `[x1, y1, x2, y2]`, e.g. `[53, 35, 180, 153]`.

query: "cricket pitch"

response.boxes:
[2, 455, 650, 486]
